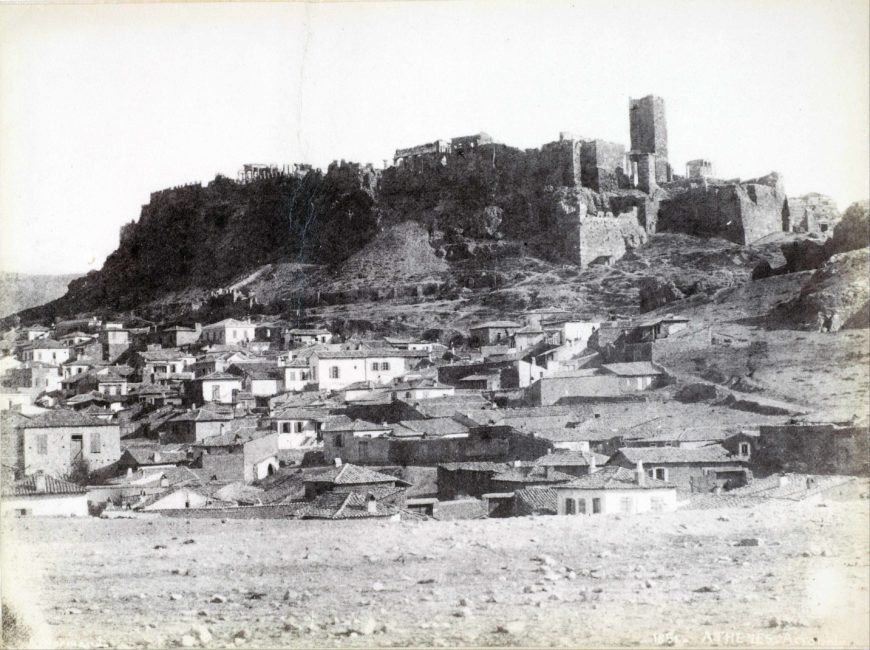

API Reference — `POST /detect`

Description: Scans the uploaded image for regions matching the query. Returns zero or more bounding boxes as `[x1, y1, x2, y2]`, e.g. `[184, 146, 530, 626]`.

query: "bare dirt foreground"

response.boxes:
[2, 498, 869, 649]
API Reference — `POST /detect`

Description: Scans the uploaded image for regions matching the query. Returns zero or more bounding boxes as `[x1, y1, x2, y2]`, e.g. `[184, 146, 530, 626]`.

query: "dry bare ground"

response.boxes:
[2, 496, 868, 649]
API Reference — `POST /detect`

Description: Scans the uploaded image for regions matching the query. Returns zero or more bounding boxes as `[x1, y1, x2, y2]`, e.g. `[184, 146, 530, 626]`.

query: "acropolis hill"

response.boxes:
[13, 95, 850, 323]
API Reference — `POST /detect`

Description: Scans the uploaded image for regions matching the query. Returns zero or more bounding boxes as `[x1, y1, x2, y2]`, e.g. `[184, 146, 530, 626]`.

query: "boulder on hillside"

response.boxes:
[829, 202, 870, 255]
[639, 276, 685, 312]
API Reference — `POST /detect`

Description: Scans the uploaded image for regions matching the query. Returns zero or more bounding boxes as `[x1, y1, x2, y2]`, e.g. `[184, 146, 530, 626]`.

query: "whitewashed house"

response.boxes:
[311, 349, 423, 391]
[198, 372, 243, 404]
[553, 463, 676, 516]
[1, 472, 89, 517]
[201, 319, 257, 345]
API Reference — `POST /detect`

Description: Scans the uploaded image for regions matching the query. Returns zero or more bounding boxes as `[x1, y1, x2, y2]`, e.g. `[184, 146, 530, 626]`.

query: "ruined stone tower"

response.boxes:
[629, 95, 671, 185]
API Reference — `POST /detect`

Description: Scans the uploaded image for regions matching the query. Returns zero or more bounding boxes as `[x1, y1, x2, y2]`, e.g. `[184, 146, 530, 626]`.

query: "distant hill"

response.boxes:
[0, 272, 82, 318]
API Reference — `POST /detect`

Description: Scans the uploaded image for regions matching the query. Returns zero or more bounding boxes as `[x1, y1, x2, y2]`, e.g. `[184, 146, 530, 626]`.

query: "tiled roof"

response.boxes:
[271, 407, 331, 421]
[513, 486, 557, 514]
[305, 464, 399, 486]
[198, 371, 241, 381]
[438, 461, 506, 473]
[3, 473, 86, 496]
[493, 466, 575, 484]
[302, 489, 401, 519]
[23, 409, 116, 428]
[397, 418, 469, 437]
[285, 357, 311, 368]
[139, 349, 193, 362]
[26, 339, 68, 350]
[202, 318, 255, 329]
[315, 349, 426, 360]
[321, 418, 390, 433]
[600, 362, 663, 377]
[169, 407, 234, 423]
[470, 321, 521, 329]
[289, 328, 331, 336]
[555, 466, 673, 490]
[533, 451, 610, 467]
[614, 444, 733, 464]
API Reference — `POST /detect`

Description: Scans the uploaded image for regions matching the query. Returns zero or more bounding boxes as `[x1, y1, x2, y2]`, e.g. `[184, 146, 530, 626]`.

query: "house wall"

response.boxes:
[555, 487, 676, 515]
[23, 425, 121, 476]
[249, 378, 282, 397]
[315, 356, 407, 391]
[26, 348, 72, 366]
[283, 367, 313, 392]
[608, 457, 743, 493]
[530, 374, 623, 405]
[143, 488, 209, 511]
[202, 324, 256, 345]
[470, 327, 516, 345]
[1, 493, 89, 517]
[243, 433, 280, 483]
[201, 379, 242, 404]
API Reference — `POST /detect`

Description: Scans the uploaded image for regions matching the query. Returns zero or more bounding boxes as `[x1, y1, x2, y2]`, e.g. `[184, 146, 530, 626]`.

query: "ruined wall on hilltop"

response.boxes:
[657, 173, 787, 245]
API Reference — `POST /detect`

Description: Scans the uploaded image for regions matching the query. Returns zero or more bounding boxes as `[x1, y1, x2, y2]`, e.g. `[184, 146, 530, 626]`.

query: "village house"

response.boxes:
[254, 321, 291, 348]
[469, 321, 522, 346]
[391, 377, 455, 401]
[532, 450, 610, 478]
[137, 349, 196, 383]
[311, 349, 426, 391]
[269, 407, 327, 450]
[100, 325, 131, 362]
[553, 464, 677, 515]
[301, 489, 403, 521]
[157, 324, 202, 348]
[754, 420, 870, 476]
[1, 472, 89, 517]
[606, 445, 749, 493]
[321, 418, 394, 465]
[61, 358, 95, 379]
[527, 362, 666, 405]
[58, 331, 95, 347]
[21, 340, 71, 366]
[227, 363, 284, 399]
[20, 325, 51, 342]
[302, 463, 407, 499]
[195, 371, 244, 405]
[200, 318, 257, 345]
[20, 410, 121, 477]
[160, 406, 234, 443]
[192, 350, 252, 378]
[286, 328, 333, 347]
[192, 425, 280, 483]
[282, 357, 315, 392]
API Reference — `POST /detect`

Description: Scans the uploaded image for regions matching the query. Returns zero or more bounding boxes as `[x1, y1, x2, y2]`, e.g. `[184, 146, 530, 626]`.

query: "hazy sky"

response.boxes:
[1, 0, 867, 275]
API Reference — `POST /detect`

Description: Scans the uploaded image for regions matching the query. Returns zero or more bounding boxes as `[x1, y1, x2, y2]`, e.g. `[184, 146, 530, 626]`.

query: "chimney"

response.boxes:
[778, 474, 789, 488]
[126, 467, 133, 478]
[636, 460, 645, 486]
[545, 465, 554, 479]
[34, 472, 47, 493]
[589, 455, 598, 474]
[334, 458, 343, 467]
[366, 494, 377, 514]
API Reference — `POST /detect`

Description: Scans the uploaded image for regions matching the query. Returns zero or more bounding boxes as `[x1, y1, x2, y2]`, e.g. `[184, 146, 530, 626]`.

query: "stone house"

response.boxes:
[269, 407, 327, 450]
[553, 464, 677, 516]
[138, 349, 196, 383]
[469, 321, 521, 346]
[21, 410, 121, 477]
[21, 340, 71, 366]
[21, 325, 51, 342]
[286, 328, 333, 347]
[532, 450, 610, 478]
[606, 445, 749, 493]
[302, 463, 405, 499]
[200, 319, 256, 345]
[282, 357, 315, 392]
[196, 372, 243, 405]
[754, 421, 869, 476]
[1, 472, 89, 517]
[321, 418, 394, 465]
[157, 324, 202, 349]
[160, 406, 234, 444]
[227, 363, 284, 398]
[311, 349, 425, 392]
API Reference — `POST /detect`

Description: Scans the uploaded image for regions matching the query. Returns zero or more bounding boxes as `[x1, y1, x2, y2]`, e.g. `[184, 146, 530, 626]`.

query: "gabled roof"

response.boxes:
[139, 349, 194, 362]
[288, 328, 331, 336]
[438, 461, 506, 473]
[600, 362, 663, 377]
[198, 371, 241, 382]
[202, 318, 255, 329]
[470, 321, 521, 329]
[3, 473, 86, 496]
[169, 407, 234, 423]
[271, 407, 331, 421]
[314, 349, 427, 360]
[555, 466, 673, 490]
[396, 418, 469, 437]
[493, 466, 575, 484]
[614, 444, 734, 464]
[25, 339, 68, 350]
[23, 409, 117, 428]
[321, 418, 390, 433]
[533, 451, 610, 467]
[304, 464, 401, 486]
[513, 486, 558, 514]
[302, 488, 402, 519]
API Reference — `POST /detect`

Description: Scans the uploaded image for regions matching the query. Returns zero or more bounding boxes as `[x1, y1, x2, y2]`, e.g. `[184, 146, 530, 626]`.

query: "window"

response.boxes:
[293, 422, 303, 433]
[564, 498, 576, 515]
[738, 442, 751, 457]
[649, 467, 667, 481]
[329, 366, 340, 379]
[232, 330, 237, 340]
[334, 434, 343, 448]
[372, 362, 379, 372]
[650, 497, 664, 512]
[592, 498, 601, 514]
[37, 434, 48, 455]
[288, 371, 296, 381]
[358, 440, 369, 460]
[620, 497, 633, 514]
[90, 432, 101, 453]
[381, 362, 390, 371]
[577, 499, 587, 514]
[281, 423, 291, 434]
[211, 386, 221, 401]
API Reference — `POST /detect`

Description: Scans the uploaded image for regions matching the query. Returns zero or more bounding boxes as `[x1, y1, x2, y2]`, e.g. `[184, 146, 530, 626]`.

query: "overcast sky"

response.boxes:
[1, 0, 867, 275]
